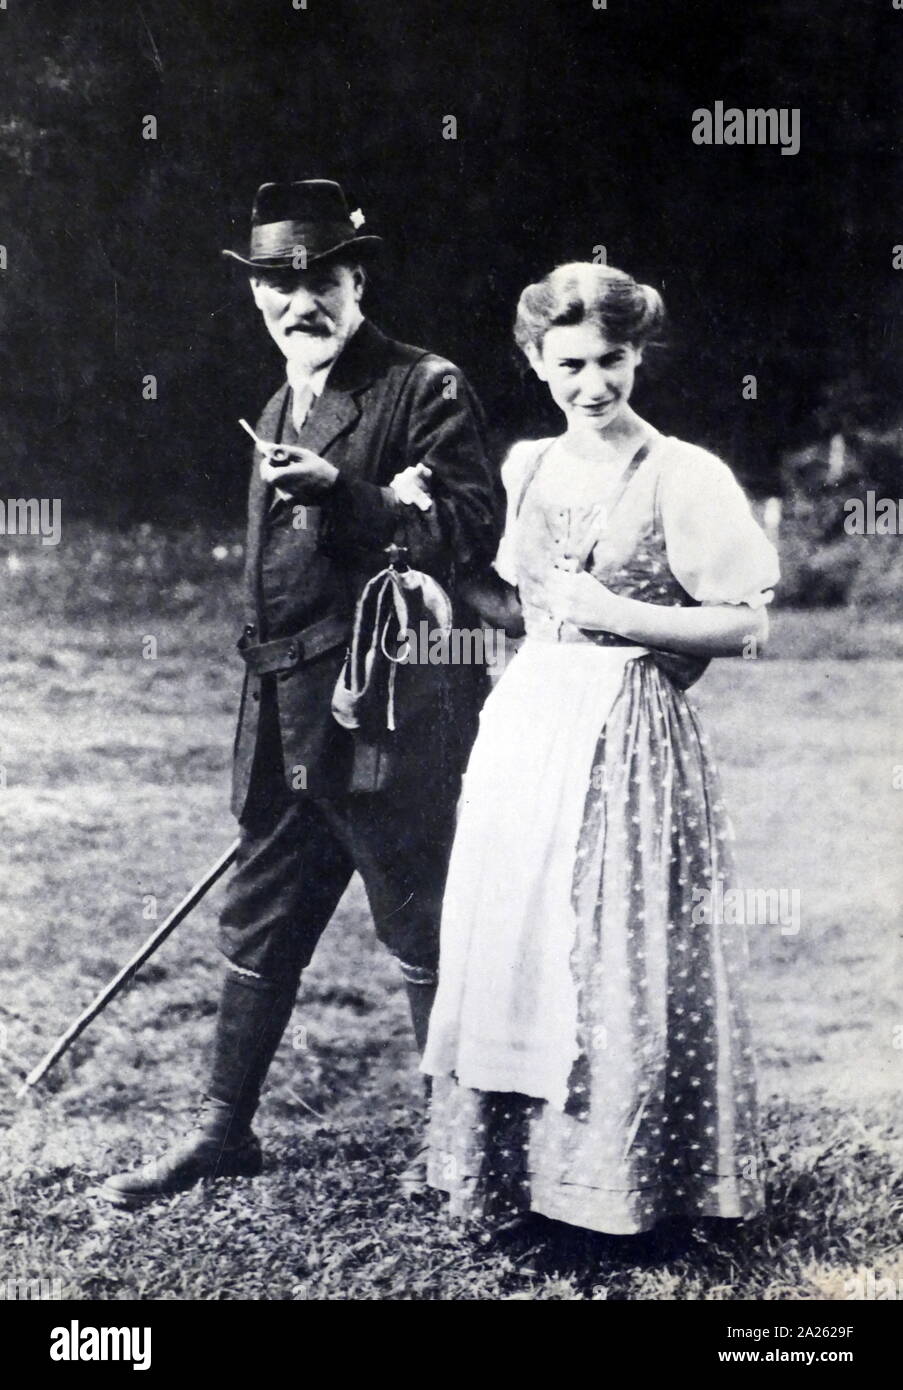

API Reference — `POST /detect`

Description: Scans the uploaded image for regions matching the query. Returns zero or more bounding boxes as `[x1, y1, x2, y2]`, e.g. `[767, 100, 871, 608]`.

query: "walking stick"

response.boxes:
[16, 838, 240, 1099]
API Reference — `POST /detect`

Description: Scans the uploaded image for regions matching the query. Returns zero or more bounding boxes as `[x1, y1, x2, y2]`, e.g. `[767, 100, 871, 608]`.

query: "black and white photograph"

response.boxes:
[0, 0, 901, 1341]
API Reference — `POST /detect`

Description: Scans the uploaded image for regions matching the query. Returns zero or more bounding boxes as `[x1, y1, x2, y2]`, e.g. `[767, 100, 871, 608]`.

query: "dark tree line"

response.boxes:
[0, 0, 899, 524]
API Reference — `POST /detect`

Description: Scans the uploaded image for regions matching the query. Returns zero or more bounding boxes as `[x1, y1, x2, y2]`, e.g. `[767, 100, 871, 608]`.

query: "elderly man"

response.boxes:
[101, 179, 500, 1207]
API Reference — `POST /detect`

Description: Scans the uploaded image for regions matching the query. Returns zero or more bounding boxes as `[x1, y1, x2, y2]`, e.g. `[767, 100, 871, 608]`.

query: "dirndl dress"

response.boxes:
[421, 431, 780, 1234]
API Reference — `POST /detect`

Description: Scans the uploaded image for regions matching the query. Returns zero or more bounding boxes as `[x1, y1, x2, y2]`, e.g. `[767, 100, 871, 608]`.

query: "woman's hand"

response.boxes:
[541, 557, 772, 655]
[543, 564, 625, 631]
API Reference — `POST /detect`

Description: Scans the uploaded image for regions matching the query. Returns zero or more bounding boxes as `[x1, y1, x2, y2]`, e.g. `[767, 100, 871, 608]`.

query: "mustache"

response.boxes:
[287, 319, 335, 336]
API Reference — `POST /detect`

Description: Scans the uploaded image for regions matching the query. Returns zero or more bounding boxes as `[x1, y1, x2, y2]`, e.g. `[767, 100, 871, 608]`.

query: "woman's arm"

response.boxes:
[543, 568, 768, 657]
[606, 591, 768, 656]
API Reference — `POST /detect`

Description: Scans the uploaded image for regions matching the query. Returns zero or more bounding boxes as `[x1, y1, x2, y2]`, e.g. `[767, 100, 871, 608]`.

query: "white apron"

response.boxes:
[422, 637, 647, 1110]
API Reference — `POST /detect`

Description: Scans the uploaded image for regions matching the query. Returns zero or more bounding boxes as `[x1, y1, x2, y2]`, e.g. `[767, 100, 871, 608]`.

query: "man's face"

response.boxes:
[250, 259, 365, 372]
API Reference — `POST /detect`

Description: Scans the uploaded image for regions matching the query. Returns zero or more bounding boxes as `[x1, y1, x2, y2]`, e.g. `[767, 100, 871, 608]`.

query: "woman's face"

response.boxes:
[528, 322, 643, 433]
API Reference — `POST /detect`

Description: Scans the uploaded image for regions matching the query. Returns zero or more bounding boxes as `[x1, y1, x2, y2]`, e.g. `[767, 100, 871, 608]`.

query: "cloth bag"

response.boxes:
[331, 549, 453, 737]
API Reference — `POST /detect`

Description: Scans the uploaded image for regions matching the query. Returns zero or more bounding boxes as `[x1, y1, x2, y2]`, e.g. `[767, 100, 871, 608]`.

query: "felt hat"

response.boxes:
[222, 179, 382, 271]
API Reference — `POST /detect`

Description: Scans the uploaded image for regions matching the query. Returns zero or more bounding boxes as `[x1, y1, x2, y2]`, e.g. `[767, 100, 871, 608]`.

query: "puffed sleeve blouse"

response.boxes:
[492, 435, 780, 610]
[657, 441, 780, 609]
[492, 441, 541, 588]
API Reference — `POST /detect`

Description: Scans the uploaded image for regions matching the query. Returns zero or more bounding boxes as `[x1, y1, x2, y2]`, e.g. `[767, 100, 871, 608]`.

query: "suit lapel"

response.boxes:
[245, 384, 290, 617]
[295, 389, 361, 457]
[294, 319, 387, 459]
[243, 321, 390, 618]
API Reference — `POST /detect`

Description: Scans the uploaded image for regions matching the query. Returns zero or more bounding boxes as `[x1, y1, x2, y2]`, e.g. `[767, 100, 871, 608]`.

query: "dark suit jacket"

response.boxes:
[231, 319, 501, 818]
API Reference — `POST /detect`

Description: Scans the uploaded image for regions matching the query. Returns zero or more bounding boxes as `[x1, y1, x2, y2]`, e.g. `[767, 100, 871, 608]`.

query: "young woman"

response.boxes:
[420, 263, 780, 1236]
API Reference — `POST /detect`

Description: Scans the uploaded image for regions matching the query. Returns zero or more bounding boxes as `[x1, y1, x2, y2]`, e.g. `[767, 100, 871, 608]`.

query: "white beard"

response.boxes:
[285, 339, 337, 383]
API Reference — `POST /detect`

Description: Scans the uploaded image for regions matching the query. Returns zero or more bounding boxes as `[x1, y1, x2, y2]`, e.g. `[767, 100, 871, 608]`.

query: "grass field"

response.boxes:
[0, 527, 901, 1301]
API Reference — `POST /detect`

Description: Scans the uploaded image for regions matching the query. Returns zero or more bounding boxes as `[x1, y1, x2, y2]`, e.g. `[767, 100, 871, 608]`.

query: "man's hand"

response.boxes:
[259, 444, 339, 499]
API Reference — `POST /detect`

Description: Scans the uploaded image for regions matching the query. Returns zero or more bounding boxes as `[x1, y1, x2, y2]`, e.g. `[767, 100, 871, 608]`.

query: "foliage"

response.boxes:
[776, 427, 903, 610]
[0, 1, 900, 520]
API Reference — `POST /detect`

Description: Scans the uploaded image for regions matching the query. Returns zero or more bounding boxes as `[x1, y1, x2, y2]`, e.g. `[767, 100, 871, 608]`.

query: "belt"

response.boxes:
[237, 614, 349, 676]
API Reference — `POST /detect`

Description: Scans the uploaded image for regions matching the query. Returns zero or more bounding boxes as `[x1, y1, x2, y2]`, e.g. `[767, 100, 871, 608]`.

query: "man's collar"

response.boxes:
[276, 320, 389, 460]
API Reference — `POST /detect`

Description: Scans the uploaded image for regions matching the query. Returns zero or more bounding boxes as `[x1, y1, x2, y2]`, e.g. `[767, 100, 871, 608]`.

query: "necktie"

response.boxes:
[291, 382, 315, 433]
[270, 383, 316, 509]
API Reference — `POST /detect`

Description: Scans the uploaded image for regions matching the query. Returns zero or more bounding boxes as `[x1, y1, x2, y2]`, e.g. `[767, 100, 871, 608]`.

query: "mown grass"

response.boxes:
[0, 525, 901, 1300]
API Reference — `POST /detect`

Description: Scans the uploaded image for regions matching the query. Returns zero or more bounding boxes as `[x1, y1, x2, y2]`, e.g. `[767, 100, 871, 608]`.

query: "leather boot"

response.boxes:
[398, 979, 436, 1197]
[403, 978, 436, 1055]
[99, 968, 297, 1209]
[98, 1097, 263, 1210]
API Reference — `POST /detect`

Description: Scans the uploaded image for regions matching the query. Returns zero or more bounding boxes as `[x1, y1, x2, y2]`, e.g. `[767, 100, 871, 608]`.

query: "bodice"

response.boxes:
[514, 434, 696, 644]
